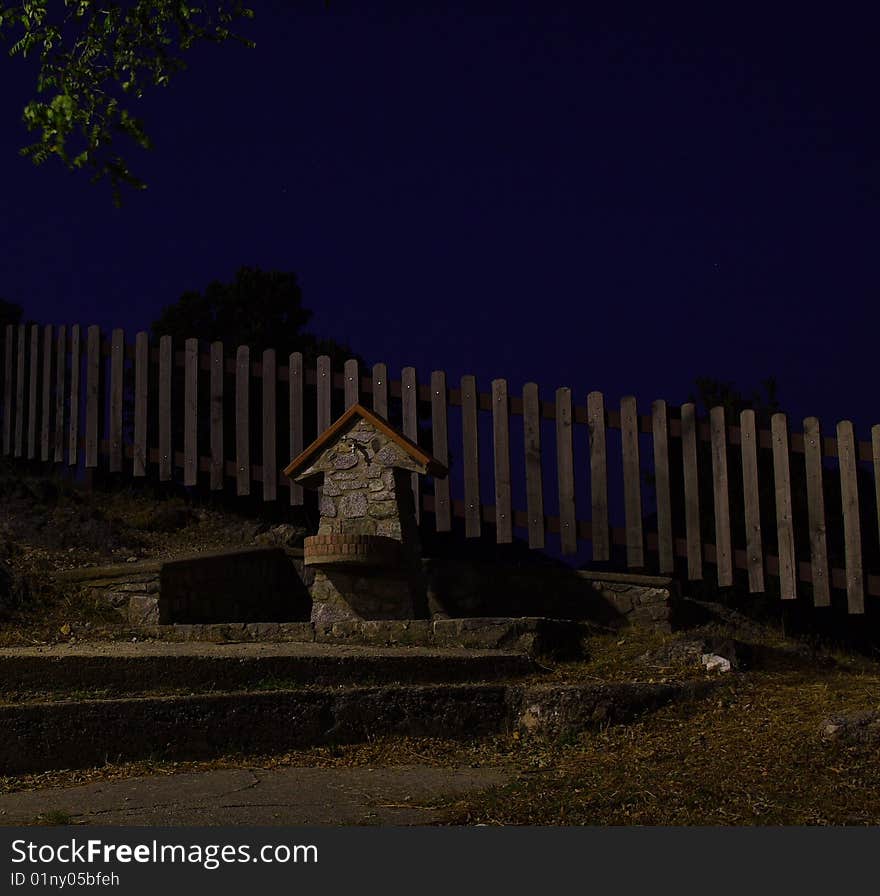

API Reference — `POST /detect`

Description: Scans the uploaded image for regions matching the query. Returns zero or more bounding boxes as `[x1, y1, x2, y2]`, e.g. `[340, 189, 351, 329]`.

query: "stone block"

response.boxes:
[128, 595, 161, 626]
[340, 493, 368, 518]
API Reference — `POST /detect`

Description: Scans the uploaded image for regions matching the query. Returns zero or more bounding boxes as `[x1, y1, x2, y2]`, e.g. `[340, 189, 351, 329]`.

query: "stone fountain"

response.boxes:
[283, 404, 447, 623]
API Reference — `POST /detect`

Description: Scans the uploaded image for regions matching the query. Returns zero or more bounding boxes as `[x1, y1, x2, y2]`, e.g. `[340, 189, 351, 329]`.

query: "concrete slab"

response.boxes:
[0, 765, 509, 826]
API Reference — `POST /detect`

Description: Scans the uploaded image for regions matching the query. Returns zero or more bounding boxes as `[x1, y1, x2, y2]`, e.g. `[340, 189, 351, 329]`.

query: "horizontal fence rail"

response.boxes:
[2, 323, 880, 614]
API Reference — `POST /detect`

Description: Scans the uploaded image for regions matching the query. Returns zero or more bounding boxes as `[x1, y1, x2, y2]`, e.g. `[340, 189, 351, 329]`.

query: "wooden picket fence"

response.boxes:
[2, 322, 879, 614]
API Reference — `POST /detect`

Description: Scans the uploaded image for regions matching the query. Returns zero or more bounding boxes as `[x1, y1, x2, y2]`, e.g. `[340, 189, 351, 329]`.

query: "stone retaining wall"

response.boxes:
[55, 547, 311, 625]
[422, 560, 676, 632]
[55, 546, 675, 632]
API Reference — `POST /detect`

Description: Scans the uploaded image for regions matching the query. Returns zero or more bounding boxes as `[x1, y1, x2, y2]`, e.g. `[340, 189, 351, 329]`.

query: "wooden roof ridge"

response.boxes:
[282, 403, 448, 479]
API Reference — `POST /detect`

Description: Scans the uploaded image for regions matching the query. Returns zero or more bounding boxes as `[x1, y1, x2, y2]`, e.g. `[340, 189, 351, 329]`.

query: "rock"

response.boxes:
[254, 524, 306, 548]
[701, 653, 732, 673]
[821, 711, 880, 745]
[340, 493, 368, 518]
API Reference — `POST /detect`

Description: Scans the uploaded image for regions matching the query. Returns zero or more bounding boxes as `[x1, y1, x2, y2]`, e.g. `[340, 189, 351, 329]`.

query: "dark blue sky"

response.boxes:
[1, 2, 877, 438]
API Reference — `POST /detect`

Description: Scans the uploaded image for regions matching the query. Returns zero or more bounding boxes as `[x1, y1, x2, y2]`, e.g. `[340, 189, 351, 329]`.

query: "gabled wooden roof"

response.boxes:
[282, 403, 448, 479]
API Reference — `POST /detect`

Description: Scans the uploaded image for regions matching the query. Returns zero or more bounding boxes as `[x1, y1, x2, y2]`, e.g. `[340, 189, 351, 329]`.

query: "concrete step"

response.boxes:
[58, 616, 592, 658]
[0, 679, 720, 774]
[0, 641, 537, 697]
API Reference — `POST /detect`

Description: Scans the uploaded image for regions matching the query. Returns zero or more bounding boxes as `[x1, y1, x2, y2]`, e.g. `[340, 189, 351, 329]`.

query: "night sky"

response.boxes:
[1, 3, 877, 439]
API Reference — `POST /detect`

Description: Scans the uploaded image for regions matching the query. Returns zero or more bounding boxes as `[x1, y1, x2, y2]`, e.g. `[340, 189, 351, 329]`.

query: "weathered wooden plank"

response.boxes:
[621, 395, 644, 568]
[402, 366, 420, 523]
[587, 391, 609, 562]
[68, 325, 80, 466]
[803, 417, 830, 607]
[771, 412, 797, 600]
[40, 324, 52, 462]
[288, 352, 303, 505]
[344, 358, 359, 409]
[14, 324, 25, 457]
[873, 423, 880, 563]
[158, 334, 172, 481]
[461, 374, 481, 538]
[523, 382, 545, 550]
[3, 324, 13, 455]
[556, 387, 577, 554]
[27, 324, 39, 459]
[681, 402, 702, 580]
[739, 409, 764, 593]
[430, 370, 451, 532]
[317, 355, 331, 434]
[84, 325, 100, 469]
[372, 362, 388, 419]
[651, 399, 674, 574]
[53, 325, 65, 463]
[133, 332, 148, 477]
[837, 419, 864, 614]
[209, 341, 224, 490]
[262, 348, 277, 501]
[108, 328, 124, 473]
[492, 378, 512, 544]
[709, 405, 733, 587]
[236, 345, 250, 496]
[183, 338, 198, 486]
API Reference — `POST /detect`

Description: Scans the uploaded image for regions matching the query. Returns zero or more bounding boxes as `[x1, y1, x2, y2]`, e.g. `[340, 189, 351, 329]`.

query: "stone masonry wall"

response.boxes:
[312, 417, 422, 542]
[54, 547, 311, 626]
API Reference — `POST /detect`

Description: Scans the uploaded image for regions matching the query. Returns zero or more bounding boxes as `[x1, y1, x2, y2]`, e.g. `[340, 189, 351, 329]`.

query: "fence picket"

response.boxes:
[873, 423, 880, 562]
[236, 345, 250, 496]
[317, 356, 331, 434]
[837, 420, 864, 614]
[740, 409, 764, 592]
[41, 325, 52, 462]
[621, 396, 644, 568]
[681, 402, 702, 580]
[68, 325, 80, 466]
[344, 359, 359, 409]
[587, 391, 609, 562]
[430, 370, 451, 532]
[802, 417, 830, 607]
[262, 348, 276, 501]
[54, 325, 65, 463]
[523, 383, 545, 550]
[461, 374, 481, 537]
[402, 367, 420, 524]
[372, 363, 388, 419]
[209, 341, 224, 490]
[710, 406, 732, 586]
[27, 324, 38, 459]
[556, 387, 577, 555]
[85, 325, 100, 469]
[133, 332, 148, 477]
[652, 399, 674, 574]
[288, 352, 303, 505]
[492, 378, 512, 544]
[14, 325, 25, 458]
[184, 338, 198, 486]
[771, 413, 797, 600]
[158, 335, 172, 481]
[3, 325, 12, 455]
[109, 329, 124, 473]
